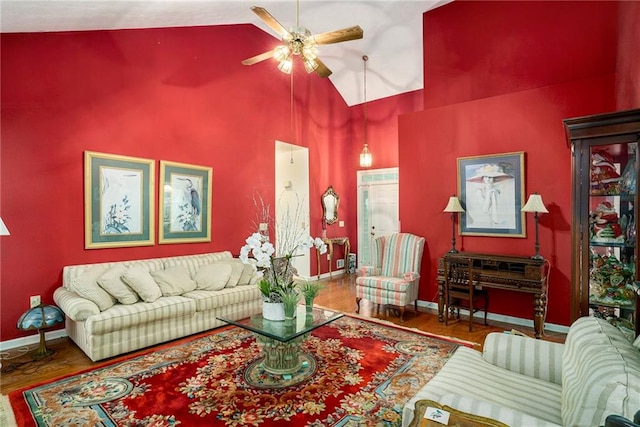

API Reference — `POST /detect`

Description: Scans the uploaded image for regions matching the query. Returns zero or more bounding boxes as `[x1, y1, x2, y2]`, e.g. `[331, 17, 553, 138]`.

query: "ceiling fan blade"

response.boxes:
[313, 25, 364, 45]
[242, 50, 274, 66]
[314, 58, 332, 78]
[250, 6, 291, 39]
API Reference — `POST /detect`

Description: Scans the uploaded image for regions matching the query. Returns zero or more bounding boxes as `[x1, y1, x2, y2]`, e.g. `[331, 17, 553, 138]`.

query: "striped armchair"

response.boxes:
[355, 233, 425, 321]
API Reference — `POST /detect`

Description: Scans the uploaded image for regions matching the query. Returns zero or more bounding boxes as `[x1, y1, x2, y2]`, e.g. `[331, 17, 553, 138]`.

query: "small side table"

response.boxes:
[317, 237, 350, 278]
[17, 304, 65, 359]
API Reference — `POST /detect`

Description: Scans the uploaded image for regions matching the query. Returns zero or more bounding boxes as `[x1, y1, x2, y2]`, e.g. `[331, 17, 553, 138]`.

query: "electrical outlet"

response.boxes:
[30, 295, 41, 308]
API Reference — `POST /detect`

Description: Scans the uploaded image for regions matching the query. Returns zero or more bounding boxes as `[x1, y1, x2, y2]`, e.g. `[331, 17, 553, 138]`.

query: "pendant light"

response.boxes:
[359, 55, 372, 168]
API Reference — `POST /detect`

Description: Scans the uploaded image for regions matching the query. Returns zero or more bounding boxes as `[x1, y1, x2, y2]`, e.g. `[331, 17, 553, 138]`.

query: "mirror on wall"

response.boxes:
[322, 186, 339, 225]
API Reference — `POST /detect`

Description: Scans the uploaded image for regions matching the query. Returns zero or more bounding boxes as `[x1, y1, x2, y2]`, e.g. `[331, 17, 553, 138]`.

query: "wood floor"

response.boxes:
[0, 274, 566, 395]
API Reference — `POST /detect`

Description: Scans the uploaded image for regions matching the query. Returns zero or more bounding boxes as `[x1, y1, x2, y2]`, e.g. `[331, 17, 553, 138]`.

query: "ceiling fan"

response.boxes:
[242, 3, 364, 78]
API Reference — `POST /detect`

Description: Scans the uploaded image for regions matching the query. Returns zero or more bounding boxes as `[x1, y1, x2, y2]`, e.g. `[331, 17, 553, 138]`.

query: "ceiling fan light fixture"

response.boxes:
[273, 45, 290, 62]
[303, 58, 318, 73]
[302, 43, 318, 60]
[278, 58, 293, 74]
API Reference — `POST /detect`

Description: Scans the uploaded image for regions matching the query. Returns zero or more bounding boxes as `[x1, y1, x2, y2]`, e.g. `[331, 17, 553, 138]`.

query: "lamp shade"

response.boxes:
[443, 196, 465, 213]
[0, 217, 9, 235]
[521, 193, 549, 213]
[17, 304, 64, 330]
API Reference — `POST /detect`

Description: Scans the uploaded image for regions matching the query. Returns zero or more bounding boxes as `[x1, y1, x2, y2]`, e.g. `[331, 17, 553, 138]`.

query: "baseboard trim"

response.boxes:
[306, 270, 347, 281]
[0, 329, 68, 352]
[417, 301, 570, 334]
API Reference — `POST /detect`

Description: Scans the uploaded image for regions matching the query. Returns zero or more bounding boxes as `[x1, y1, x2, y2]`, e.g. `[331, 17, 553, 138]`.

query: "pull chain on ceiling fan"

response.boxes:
[242, 0, 364, 78]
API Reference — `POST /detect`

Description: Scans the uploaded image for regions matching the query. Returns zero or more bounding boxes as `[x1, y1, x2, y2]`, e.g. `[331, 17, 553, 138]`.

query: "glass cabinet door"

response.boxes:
[588, 143, 637, 340]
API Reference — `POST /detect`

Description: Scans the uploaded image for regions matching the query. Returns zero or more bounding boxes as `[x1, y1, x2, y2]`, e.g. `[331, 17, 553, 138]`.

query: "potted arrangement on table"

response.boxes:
[240, 192, 327, 321]
[299, 281, 323, 313]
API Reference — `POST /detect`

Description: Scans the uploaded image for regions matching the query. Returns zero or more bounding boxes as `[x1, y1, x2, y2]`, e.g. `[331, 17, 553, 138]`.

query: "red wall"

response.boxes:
[399, 1, 624, 327]
[616, 0, 640, 109]
[0, 25, 353, 341]
[1, 2, 637, 343]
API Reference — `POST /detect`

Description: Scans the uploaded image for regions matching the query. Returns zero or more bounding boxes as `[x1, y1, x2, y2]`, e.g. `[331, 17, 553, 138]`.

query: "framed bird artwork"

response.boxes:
[159, 160, 212, 244]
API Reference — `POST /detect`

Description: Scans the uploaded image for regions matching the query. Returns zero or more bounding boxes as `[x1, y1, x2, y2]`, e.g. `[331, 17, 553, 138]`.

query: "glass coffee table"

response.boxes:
[218, 305, 343, 377]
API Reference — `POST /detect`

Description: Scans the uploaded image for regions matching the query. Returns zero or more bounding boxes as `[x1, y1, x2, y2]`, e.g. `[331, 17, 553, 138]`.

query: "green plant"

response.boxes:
[299, 281, 323, 300]
[278, 288, 301, 318]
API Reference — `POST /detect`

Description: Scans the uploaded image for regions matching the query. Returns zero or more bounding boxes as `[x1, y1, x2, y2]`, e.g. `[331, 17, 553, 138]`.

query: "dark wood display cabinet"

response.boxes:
[565, 109, 640, 340]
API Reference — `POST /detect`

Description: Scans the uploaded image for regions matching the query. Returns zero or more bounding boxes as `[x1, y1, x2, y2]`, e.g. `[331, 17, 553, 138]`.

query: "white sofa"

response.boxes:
[53, 251, 263, 361]
[403, 316, 640, 427]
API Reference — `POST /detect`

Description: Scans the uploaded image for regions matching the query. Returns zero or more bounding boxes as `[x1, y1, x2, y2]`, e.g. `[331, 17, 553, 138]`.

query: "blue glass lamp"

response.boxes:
[17, 304, 65, 359]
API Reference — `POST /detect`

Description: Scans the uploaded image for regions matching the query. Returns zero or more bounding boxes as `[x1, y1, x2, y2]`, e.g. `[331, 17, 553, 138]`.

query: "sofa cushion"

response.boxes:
[195, 263, 232, 291]
[85, 296, 196, 335]
[483, 332, 564, 385]
[402, 346, 563, 427]
[122, 266, 162, 303]
[70, 266, 117, 311]
[150, 265, 196, 296]
[561, 316, 640, 427]
[183, 285, 262, 311]
[435, 395, 560, 427]
[97, 265, 139, 304]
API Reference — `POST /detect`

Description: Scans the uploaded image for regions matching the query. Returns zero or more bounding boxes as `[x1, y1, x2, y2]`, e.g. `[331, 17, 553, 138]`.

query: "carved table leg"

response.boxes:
[438, 279, 445, 322]
[533, 292, 547, 339]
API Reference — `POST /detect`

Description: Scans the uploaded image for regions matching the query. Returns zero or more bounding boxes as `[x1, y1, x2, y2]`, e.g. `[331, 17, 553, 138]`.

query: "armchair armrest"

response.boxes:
[54, 287, 100, 321]
[357, 266, 380, 277]
[403, 271, 420, 281]
[483, 332, 564, 385]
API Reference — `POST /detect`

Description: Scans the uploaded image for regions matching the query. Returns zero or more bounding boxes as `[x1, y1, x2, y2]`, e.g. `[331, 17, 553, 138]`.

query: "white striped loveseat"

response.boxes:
[53, 251, 262, 361]
[402, 316, 640, 427]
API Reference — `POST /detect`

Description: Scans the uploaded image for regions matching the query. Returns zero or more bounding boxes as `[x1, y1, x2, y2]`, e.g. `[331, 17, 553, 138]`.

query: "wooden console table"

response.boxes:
[436, 252, 549, 338]
[317, 237, 350, 278]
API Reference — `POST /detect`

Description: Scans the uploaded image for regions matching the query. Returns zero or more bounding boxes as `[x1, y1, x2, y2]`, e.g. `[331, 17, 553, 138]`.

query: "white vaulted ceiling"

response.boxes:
[0, 0, 451, 106]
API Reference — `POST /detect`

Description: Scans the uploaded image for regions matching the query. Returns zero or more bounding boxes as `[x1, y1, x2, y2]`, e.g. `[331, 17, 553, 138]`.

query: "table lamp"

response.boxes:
[443, 195, 465, 253]
[17, 304, 65, 359]
[521, 193, 549, 259]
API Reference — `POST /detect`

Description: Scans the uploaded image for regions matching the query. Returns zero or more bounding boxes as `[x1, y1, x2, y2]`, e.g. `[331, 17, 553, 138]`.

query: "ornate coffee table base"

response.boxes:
[256, 333, 308, 375]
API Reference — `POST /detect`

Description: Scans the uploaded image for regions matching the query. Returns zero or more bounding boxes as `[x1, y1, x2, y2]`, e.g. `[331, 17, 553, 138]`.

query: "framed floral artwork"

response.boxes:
[159, 160, 212, 244]
[457, 151, 526, 237]
[84, 151, 155, 249]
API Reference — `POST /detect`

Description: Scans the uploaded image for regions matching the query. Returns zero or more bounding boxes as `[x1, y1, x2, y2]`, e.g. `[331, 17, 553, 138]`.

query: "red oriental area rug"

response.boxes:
[7, 315, 467, 427]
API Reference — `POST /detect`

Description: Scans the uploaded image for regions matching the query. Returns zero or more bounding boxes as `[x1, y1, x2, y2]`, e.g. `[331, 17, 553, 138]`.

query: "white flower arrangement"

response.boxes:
[239, 191, 327, 303]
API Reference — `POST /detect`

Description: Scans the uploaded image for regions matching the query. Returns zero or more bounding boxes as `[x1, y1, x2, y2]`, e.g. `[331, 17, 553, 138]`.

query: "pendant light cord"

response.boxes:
[363, 55, 368, 146]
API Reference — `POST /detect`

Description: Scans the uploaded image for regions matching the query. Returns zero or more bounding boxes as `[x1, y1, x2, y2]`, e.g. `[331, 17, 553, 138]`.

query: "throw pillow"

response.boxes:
[211, 260, 244, 288]
[237, 261, 256, 286]
[633, 334, 640, 350]
[122, 266, 162, 302]
[97, 264, 139, 304]
[151, 265, 196, 296]
[195, 263, 233, 291]
[70, 266, 117, 311]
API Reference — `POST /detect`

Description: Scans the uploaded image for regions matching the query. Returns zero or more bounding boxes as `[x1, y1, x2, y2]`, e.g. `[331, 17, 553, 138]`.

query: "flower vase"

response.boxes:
[262, 301, 285, 321]
[283, 301, 297, 321]
[305, 296, 314, 313]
